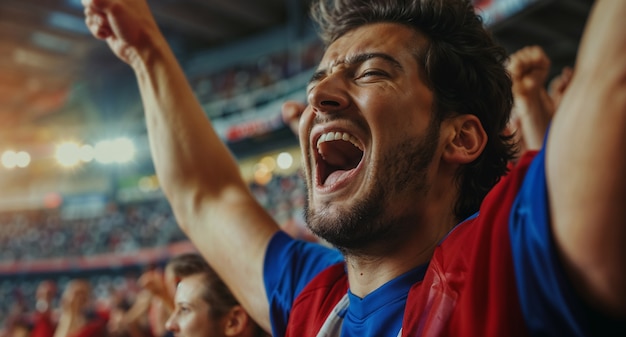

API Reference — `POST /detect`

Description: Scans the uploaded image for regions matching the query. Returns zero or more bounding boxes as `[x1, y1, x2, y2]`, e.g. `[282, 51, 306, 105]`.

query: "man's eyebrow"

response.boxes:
[309, 52, 403, 85]
[309, 70, 326, 85]
[346, 53, 403, 69]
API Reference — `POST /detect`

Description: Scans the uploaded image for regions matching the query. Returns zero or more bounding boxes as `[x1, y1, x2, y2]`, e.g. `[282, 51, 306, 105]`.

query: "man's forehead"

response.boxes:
[319, 22, 424, 68]
[178, 274, 205, 292]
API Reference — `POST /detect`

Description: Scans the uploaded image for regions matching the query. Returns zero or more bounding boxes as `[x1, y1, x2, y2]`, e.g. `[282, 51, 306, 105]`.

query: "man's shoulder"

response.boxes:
[286, 263, 348, 337]
[293, 262, 347, 302]
[477, 150, 540, 223]
[436, 152, 543, 261]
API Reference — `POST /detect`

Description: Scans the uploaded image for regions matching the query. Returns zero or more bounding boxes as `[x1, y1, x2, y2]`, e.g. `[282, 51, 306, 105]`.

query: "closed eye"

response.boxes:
[307, 70, 326, 93]
[360, 70, 387, 78]
[176, 305, 190, 314]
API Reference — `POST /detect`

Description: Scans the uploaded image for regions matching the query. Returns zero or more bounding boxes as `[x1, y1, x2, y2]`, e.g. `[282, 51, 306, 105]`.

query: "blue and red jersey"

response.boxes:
[264, 150, 625, 336]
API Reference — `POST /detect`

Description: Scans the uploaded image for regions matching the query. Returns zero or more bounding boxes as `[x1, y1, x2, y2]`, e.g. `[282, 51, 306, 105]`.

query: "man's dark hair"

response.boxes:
[167, 252, 209, 279]
[311, 0, 516, 221]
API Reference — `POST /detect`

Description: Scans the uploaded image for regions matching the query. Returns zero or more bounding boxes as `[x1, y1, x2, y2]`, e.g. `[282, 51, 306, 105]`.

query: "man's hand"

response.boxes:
[508, 45, 551, 99]
[281, 101, 307, 137]
[138, 269, 170, 301]
[548, 66, 573, 110]
[507, 45, 555, 151]
[82, 0, 163, 67]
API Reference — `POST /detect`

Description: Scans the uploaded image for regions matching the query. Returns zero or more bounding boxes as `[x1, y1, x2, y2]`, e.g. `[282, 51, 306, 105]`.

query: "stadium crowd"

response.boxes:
[0, 171, 312, 333]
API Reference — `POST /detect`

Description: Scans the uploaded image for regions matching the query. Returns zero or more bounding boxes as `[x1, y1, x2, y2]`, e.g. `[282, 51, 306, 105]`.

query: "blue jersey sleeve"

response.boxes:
[264, 231, 344, 337]
[509, 149, 625, 336]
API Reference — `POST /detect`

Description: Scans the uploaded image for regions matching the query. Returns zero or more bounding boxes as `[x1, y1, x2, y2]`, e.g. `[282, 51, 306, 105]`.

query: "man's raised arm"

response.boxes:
[82, 0, 279, 330]
[546, 0, 626, 318]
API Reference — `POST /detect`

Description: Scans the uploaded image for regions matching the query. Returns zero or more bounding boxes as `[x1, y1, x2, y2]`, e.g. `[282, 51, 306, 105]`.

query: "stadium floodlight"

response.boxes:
[1, 150, 17, 169]
[277, 152, 293, 170]
[79, 144, 95, 163]
[15, 151, 31, 168]
[95, 137, 136, 164]
[113, 137, 135, 163]
[55, 142, 82, 167]
[95, 139, 115, 164]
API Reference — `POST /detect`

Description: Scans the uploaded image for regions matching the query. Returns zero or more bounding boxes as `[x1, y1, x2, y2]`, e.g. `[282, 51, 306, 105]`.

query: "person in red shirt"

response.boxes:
[30, 280, 58, 337]
[32, 279, 107, 337]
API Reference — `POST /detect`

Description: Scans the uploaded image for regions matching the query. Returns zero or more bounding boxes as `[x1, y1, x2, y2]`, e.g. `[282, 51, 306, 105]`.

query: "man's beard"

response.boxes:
[305, 120, 440, 254]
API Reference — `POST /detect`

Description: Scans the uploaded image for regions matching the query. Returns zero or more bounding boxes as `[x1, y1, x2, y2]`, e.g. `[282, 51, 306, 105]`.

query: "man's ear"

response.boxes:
[223, 305, 249, 336]
[443, 114, 487, 164]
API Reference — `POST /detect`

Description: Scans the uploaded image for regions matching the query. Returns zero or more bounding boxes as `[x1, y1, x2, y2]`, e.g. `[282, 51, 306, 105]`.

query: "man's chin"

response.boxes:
[305, 217, 365, 251]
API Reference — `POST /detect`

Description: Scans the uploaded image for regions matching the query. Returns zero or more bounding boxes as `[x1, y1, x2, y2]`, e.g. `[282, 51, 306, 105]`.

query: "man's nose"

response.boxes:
[164, 315, 178, 332]
[307, 74, 350, 115]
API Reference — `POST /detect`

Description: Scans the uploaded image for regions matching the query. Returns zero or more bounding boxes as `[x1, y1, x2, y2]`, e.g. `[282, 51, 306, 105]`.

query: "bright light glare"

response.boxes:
[95, 137, 135, 164]
[276, 152, 293, 169]
[114, 137, 135, 163]
[138, 175, 159, 192]
[56, 142, 81, 167]
[79, 144, 95, 162]
[95, 140, 115, 164]
[1, 151, 17, 169]
[16, 151, 31, 168]
[253, 163, 272, 185]
[260, 156, 276, 171]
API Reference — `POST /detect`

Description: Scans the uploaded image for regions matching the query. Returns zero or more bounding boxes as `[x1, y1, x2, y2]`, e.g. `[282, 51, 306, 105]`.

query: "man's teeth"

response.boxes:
[316, 131, 362, 151]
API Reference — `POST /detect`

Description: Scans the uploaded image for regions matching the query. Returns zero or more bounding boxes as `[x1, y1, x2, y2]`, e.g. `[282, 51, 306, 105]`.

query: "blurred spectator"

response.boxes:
[31, 279, 108, 337]
[137, 264, 175, 337]
[0, 288, 30, 337]
[107, 291, 153, 337]
[164, 253, 269, 337]
[131, 253, 214, 337]
[29, 280, 59, 337]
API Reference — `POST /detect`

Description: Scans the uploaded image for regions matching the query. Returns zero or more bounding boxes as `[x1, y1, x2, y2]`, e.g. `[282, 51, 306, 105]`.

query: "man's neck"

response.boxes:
[344, 211, 457, 298]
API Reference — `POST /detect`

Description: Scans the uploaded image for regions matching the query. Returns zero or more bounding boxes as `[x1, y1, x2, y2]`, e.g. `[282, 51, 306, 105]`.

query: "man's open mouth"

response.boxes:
[315, 131, 364, 186]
